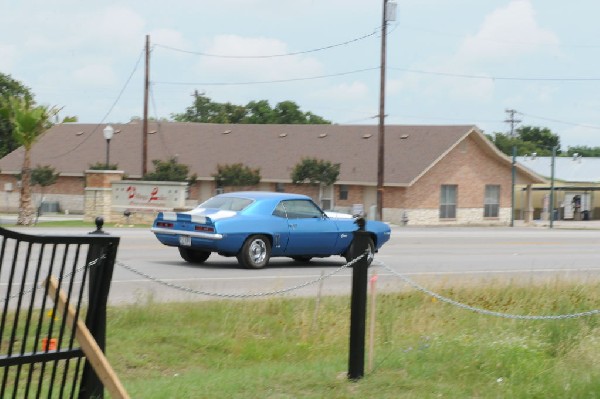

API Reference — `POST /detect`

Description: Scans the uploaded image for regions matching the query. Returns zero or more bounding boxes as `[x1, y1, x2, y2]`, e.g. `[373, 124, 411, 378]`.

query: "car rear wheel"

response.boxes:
[237, 235, 271, 269]
[178, 247, 211, 264]
[344, 237, 375, 266]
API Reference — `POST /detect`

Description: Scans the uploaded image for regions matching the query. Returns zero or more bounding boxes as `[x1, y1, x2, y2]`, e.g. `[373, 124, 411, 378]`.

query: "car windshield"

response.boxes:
[197, 196, 254, 212]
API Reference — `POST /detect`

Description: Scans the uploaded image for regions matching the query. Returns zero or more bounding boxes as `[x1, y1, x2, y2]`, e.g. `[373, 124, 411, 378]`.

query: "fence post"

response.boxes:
[348, 217, 370, 380]
[80, 217, 117, 398]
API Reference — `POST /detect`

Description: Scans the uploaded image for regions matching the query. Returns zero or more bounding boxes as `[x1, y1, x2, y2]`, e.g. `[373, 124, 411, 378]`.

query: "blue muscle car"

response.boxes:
[151, 191, 391, 269]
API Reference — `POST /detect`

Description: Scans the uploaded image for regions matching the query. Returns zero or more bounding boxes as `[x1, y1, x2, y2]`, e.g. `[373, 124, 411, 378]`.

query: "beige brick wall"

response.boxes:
[383, 136, 512, 225]
[0, 136, 515, 225]
[0, 174, 86, 213]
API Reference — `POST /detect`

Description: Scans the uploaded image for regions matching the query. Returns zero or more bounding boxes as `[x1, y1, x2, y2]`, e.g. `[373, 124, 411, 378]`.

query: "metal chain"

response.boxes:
[375, 260, 600, 320]
[0, 254, 107, 303]
[116, 253, 366, 299]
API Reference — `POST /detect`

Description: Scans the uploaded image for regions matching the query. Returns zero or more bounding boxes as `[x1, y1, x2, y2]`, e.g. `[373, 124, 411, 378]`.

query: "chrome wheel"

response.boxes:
[237, 235, 271, 269]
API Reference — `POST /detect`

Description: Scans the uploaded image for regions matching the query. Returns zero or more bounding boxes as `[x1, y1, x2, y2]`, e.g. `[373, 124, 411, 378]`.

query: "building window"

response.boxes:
[275, 183, 285, 192]
[339, 185, 348, 200]
[440, 185, 457, 219]
[484, 185, 500, 218]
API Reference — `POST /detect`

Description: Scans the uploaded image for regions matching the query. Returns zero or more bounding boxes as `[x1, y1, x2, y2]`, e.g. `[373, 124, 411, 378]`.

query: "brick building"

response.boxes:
[0, 122, 544, 225]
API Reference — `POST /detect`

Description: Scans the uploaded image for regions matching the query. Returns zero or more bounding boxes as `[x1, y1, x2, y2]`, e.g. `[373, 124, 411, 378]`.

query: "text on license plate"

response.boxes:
[179, 235, 192, 246]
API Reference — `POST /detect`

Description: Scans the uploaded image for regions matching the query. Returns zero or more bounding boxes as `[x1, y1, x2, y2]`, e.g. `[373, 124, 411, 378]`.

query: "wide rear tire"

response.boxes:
[178, 247, 211, 264]
[237, 235, 271, 269]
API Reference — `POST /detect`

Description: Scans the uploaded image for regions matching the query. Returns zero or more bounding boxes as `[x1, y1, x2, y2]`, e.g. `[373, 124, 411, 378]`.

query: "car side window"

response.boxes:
[284, 200, 323, 219]
[273, 202, 287, 218]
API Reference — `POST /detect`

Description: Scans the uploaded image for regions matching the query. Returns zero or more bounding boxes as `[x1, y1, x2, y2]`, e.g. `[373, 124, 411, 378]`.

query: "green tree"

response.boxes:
[172, 93, 330, 124]
[88, 161, 119, 170]
[212, 163, 261, 188]
[487, 126, 562, 156]
[142, 157, 190, 181]
[30, 165, 59, 222]
[31, 165, 59, 189]
[243, 100, 274, 124]
[172, 91, 245, 123]
[291, 158, 340, 186]
[0, 73, 34, 158]
[0, 96, 59, 225]
[565, 145, 600, 157]
[291, 157, 340, 204]
[273, 101, 305, 124]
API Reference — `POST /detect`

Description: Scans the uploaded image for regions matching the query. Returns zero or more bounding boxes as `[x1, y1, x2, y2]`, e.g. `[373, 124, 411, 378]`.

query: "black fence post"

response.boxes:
[348, 218, 370, 380]
[80, 217, 118, 399]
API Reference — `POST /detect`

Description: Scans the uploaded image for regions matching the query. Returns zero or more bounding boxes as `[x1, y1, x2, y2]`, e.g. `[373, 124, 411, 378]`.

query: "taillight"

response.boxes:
[157, 221, 174, 228]
[195, 225, 215, 233]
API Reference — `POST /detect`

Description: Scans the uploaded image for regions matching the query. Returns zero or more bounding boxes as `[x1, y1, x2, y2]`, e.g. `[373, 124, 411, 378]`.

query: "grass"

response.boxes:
[98, 281, 600, 398]
[0, 219, 151, 228]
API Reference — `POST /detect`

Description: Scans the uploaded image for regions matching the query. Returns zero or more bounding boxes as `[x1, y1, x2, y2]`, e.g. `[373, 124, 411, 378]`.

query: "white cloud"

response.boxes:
[0, 44, 17, 70]
[151, 29, 189, 51]
[197, 35, 323, 81]
[561, 125, 600, 148]
[310, 81, 369, 102]
[457, 0, 559, 63]
[92, 6, 146, 51]
[73, 64, 116, 86]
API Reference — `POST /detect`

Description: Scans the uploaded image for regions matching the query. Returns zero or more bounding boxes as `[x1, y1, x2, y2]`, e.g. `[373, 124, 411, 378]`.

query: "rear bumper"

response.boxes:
[150, 227, 223, 240]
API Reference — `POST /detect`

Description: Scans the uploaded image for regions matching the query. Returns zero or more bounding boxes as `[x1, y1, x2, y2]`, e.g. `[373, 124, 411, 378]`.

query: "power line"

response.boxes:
[153, 67, 379, 86]
[389, 67, 600, 82]
[47, 48, 146, 159]
[518, 111, 600, 131]
[154, 64, 600, 88]
[400, 24, 600, 49]
[153, 27, 382, 59]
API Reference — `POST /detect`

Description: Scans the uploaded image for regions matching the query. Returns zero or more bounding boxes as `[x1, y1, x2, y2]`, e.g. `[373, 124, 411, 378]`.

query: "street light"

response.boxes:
[103, 125, 114, 169]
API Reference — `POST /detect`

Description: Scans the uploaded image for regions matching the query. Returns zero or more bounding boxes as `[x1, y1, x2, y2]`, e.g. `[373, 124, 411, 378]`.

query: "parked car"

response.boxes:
[151, 191, 391, 269]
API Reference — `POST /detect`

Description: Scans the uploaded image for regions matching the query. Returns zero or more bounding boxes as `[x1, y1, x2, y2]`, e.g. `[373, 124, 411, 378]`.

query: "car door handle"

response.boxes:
[289, 224, 297, 229]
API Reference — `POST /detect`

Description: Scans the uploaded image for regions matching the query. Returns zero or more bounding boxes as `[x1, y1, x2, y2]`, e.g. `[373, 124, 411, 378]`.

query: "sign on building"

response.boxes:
[112, 180, 188, 210]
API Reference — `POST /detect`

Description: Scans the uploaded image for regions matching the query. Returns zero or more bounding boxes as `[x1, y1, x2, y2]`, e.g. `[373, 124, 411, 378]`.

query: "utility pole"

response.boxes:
[142, 35, 150, 177]
[376, 0, 396, 221]
[505, 109, 521, 227]
[504, 109, 521, 138]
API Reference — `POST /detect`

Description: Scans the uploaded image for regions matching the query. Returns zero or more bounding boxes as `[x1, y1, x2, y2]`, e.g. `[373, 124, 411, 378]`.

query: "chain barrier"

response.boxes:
[7, 252, 599, 320]
[0, 253, 107, 303]
[375, 260, 600, 320]
[115, 253, 365, 299]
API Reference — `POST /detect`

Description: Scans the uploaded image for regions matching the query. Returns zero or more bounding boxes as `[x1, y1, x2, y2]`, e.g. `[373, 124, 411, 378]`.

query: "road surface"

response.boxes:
[4, 225, 599, 305]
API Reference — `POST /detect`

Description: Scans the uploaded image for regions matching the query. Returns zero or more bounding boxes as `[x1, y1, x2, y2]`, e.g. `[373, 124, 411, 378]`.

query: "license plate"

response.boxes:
[179, 235, 191, 246]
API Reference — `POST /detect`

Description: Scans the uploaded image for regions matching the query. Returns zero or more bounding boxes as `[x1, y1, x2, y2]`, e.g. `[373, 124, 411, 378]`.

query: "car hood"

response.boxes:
[324, 211, 354, 219]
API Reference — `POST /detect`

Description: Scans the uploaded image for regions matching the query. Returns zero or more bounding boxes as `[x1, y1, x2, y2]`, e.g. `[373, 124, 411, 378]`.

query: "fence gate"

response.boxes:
[0, 225, 120, 398]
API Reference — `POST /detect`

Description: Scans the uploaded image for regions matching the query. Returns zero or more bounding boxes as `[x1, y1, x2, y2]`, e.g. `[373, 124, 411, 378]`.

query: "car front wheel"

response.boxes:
[344, 237, 375, 266]
[237, 235, 271, 269]
[178, 247, 211, 264]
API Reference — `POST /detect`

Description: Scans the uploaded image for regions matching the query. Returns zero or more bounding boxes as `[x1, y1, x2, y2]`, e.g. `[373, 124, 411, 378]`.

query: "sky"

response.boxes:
[1, 0, 600, 149]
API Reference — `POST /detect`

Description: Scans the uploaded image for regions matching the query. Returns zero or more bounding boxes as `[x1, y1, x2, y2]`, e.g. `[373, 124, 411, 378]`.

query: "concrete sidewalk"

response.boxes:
[514, 219, 600, 229]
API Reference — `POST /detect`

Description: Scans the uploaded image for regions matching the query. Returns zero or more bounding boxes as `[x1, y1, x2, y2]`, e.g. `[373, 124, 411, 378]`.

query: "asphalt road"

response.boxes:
[4, 225, 600, 305]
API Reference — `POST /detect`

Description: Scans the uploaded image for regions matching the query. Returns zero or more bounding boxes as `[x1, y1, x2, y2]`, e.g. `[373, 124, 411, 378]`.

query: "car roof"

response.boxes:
[217, 191, 311, 201]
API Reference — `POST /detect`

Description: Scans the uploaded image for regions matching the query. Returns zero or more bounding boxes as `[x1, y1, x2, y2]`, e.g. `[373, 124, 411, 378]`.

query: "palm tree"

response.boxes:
[0, 97, 58, 225]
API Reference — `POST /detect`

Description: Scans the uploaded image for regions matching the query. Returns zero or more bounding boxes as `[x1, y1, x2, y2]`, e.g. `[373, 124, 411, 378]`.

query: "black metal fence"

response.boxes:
[0, 225, 120, 398]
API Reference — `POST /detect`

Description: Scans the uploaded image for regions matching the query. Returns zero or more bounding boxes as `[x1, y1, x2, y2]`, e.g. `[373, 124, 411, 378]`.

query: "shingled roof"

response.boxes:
[0, 122, 544, 186]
